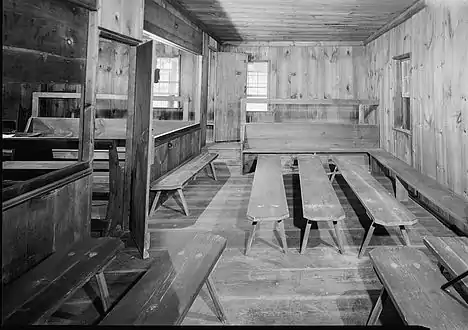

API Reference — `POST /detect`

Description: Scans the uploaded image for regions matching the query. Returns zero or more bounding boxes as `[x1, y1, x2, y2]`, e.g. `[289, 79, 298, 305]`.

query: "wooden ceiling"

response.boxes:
[169, 0, 417, 42]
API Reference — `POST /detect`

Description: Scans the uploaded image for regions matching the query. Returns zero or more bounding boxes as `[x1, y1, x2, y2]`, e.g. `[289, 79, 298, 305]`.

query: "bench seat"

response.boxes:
[332, 156, 418, 258]
[149, 152, 219, 216]
[245, 154, 289, 255]
[100, 232, 228, 325]
[297, 155, 346, 254]
[423, 236, 468, 295]
[368, 149, 468, 235]
[2, 237, 123, 325]
[367, 246, 468, 328]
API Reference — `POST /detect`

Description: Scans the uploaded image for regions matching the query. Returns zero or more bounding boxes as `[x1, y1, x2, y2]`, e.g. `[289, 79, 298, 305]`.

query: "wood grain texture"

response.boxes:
[214, 52, 248, 142]
[366, 2, 468, 200]
[333, 156, 417, 226]
[369, 246, 468, 328]
[298, 155, 345, 222]
[369, 149, 468, 235]
[100, 0, 144, 39]
[172, 0, 415, 42]
[100, 232, 227, 325]
[247, 155, 289, 222]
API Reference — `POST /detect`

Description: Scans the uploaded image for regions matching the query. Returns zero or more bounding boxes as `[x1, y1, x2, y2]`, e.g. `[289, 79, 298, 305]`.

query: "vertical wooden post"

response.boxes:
[199, 32, 210, 148]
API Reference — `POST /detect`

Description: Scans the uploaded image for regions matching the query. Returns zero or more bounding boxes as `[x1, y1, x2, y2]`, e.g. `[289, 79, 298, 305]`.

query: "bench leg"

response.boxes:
[395, 177, 408, 202]
[399, 225, 411, 246]
[276, 220, 288, 254]
[95, 271, 111, 313]
[205, 275, 228, 324]
[301, 220, 312, 255]
[333, 220, 345, 254]
[210, 162, 218, 181]
[366, 287, 388, 325]
[176, 188, 190, 216]
[329, 166, 339, 183]
[246, 222, 259, 255]
[358, 222, 376, 258]
[149, 191, 162, 216]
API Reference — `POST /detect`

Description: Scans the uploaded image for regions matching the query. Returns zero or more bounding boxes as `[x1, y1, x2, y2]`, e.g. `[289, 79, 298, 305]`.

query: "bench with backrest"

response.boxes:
[2, 237, 123, 325]
[245, 154, 289, 255]
[149, 151, 219, 217]
[331, 156, 418, 258]
[366, 246, 468, 328]
[99, 232, 228, 325]
[423, 236, 468, 297]
[297, 155, 346, 254]
[241, 122, 380, 174]
[368, 149, 468, 235]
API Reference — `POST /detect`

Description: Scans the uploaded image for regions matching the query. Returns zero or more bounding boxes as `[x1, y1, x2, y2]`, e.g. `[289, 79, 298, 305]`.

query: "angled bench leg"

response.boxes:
[245, 222, 259, 255]
[358, 222, 376, 258]
[95, 271, 111, 313]
[301, 220, 312, 254]
[205, 275, 228, 324]
[149, 191, 162, 216]
[176, 188, 190, 216]
[329, 166, 339, 183]
[276, 220, 288, 254]
[333, 220, 345, 254]
[395, 176, 408, 202]
[210, 162, 218, 181]
[366, 287, 388, 325]
[399, 225, 410, 246]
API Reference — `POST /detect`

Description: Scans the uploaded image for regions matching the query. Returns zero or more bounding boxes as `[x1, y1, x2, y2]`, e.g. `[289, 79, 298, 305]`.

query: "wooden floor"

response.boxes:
[47, 152, 459, 325]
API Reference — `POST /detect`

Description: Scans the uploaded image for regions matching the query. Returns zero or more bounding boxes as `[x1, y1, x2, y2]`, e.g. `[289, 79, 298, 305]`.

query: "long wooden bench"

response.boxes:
[423, 236, 468, 296]
[368, 149, 468, 235]
[245, 154, 289, 255]
[332, 156, 418, 258]
[366, 246, 468, 328]
[297, 155, 346, 254]
[149, 151, 219, 217]
[2, 237, 123, 325]
[100, 232, 228, 325]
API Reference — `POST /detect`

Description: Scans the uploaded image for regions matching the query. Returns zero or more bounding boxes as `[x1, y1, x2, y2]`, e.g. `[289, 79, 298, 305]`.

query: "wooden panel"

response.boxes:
[366, 3, 468, 199]
[130, 40, 155, 259]
[100, 0, 144, 39]
[199, 33, 210, 147]
[214, 52, 248, 142]
[144, 0, 203, 55]
[393, 129, 412, 166]
[2, 173, 92, 285]
[172, 0, 415, 41]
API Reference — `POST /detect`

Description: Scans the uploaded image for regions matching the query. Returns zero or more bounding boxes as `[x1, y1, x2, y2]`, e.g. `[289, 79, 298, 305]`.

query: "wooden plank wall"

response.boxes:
[219, 44, 370, 125]
[2, 173, 92, 284]
[366, 1, 468, 200]
[180, 52, 200, 120]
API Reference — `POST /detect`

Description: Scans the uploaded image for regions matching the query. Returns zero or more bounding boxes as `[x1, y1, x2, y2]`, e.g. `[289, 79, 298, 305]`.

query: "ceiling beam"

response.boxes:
[222, 41, 364, 47]
[162, 0, 223, 45]
[363, 0, 426, 45]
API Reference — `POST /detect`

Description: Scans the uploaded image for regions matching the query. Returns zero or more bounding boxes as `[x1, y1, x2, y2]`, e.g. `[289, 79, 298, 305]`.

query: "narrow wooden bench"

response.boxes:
[149, 151, 219, 216]
[100, 232, 228, 325]
[2, 237, 123, 325]
[366, 246, 468, 328]
[297, 155, 346, 254]
[368, 149, 468, 235]
[245, 154, 289, 255]
[423, 236, 468, 296]
[332, 156, 418, 258]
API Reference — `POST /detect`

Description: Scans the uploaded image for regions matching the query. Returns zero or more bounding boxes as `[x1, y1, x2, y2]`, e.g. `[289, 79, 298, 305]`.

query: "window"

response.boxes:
[153, 57, 180, 108]
[394, 54, 411, 131]
[246, 61, 268, 111]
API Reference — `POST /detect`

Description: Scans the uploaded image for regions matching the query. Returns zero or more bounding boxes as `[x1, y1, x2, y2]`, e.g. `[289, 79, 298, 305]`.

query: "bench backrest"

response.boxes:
[243, 123, 379, 150]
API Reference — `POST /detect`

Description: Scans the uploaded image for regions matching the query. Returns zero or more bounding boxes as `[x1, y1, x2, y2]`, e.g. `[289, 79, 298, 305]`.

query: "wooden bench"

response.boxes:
[100, 232, 228, 325]
[368, 149, 468, 235]
[332, 156, 418, 258]
[423, 236, 468, 296]
[245, 154, 289, 255]
[2, 237, 123, 325]
[297, 155, 346, 254]
[149, 151, 219, 217]
[366, 246, 468, 328]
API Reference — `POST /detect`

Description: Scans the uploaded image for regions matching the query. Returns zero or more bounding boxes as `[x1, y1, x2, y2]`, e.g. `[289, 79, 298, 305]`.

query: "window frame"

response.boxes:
[393, 53, 411, 133]
[153, 55, 181, 108]
[246, 60, 269, 112]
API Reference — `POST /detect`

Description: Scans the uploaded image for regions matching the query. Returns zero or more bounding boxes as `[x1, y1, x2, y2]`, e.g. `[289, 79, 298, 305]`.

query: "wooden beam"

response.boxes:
[65, 0, 97, 11]
[99, 27, 142, 46]
[363, 0, 427, 45]
[222, 41, 364, 47]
